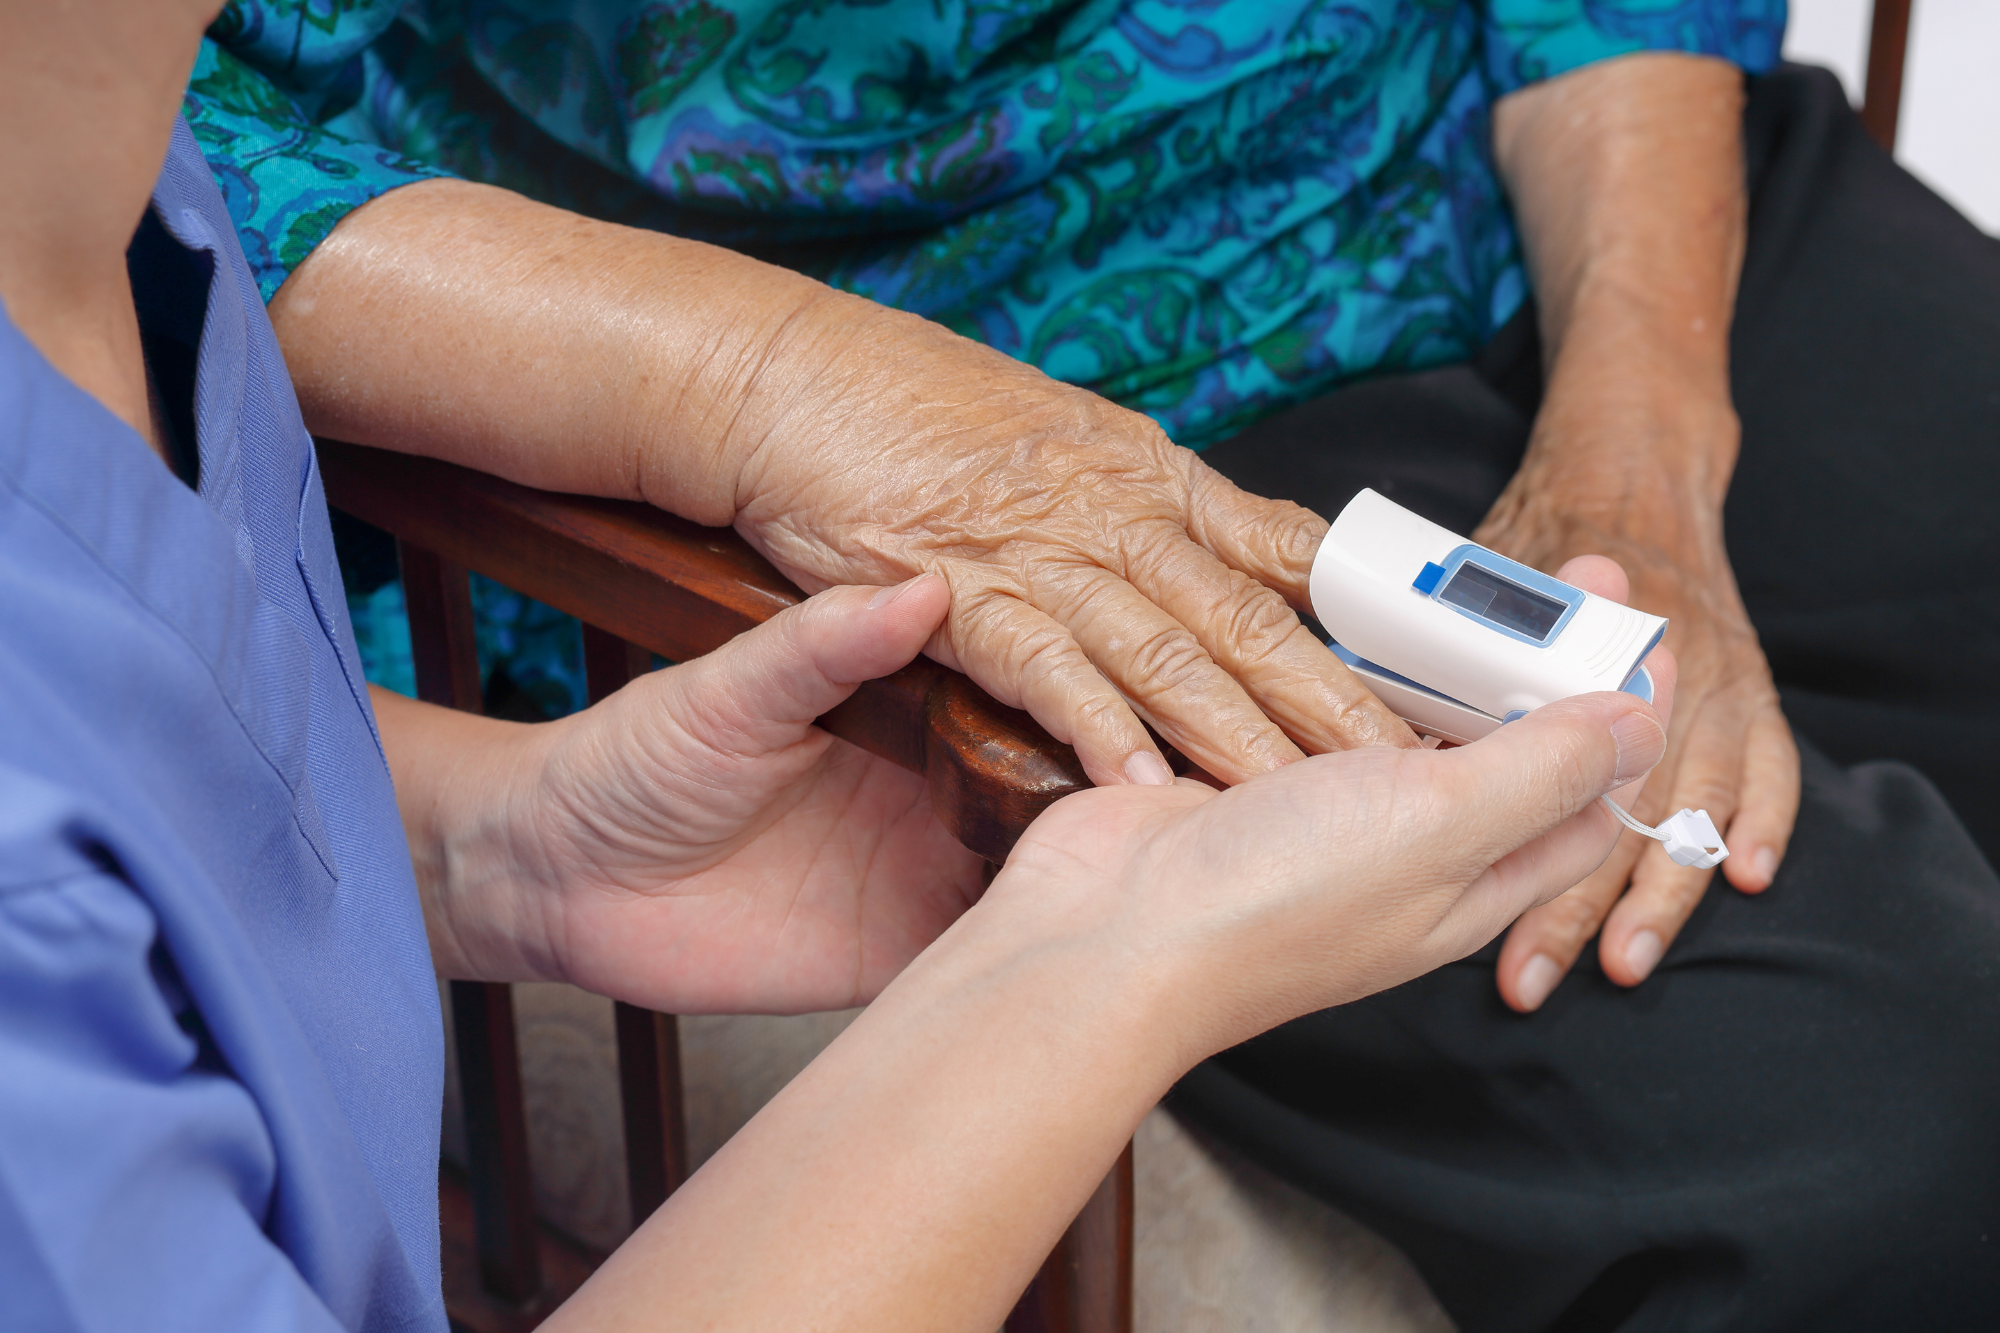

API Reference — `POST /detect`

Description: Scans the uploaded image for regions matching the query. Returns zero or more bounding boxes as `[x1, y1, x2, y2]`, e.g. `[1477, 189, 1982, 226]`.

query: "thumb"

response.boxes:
[661, 575, 950, 750]
[1437, 691, 1669, 876]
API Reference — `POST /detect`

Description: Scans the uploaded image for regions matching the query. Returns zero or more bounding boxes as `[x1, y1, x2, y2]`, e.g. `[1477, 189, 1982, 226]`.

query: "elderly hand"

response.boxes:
[718, 291, 1419, 788]
[272, 182, 1417, 799]
[1484, 52, 1801, 1010]
[1479, 395, 1799, 1011]
[381, 576, 985, 1014]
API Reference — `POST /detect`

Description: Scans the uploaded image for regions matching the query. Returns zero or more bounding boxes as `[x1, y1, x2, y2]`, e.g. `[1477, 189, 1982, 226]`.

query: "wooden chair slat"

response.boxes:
[581, 622, 694, 1228]
[399, 541, 546, 1309]
[1862, 0, 1914, 151]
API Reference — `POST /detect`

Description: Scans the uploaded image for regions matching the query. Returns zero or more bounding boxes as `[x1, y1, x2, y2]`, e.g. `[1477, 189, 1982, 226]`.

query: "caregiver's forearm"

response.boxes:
[269, 178, 848, 526]
[542, 887, 1178, 1333]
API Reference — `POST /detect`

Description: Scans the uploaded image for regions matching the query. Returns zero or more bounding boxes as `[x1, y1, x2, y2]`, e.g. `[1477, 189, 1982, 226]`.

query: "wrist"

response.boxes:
[624, 251, 842, 527]
[1513, 310, 1741, 531]
[383, 690, 570, 982]
[937, 864, 1197, 1093]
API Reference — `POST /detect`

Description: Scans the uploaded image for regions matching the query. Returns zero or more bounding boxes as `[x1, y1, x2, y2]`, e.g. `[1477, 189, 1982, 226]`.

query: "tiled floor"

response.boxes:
[1786, 0, 1999, 232]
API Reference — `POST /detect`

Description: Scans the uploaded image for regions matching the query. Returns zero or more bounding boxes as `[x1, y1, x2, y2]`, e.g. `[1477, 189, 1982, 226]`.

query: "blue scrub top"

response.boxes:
[0, 120, 446, 1332]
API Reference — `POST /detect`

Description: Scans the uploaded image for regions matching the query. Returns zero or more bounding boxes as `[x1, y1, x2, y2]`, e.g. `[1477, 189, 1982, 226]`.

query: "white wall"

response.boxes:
[1784, 0, 2000, 233]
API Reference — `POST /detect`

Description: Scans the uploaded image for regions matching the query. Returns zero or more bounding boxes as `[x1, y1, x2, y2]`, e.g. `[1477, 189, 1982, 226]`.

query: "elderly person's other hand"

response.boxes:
[1486, 53, 1801, 1011]
[271, 184, 1417, 793]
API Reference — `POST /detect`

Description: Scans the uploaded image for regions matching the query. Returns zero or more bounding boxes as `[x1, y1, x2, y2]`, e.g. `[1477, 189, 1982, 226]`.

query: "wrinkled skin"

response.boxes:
[1478, 413, 1796, 1002]
[276, 185, 1419, 796]
[724, 294, 1421, 788]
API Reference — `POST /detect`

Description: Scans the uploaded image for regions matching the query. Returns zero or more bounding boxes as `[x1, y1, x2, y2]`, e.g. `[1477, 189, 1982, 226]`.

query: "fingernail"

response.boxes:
[868, 575, 925, 610]
[1624, 929, 1665, 982]
[1610, 712, 1666, 785]
[1753, 846, 1777, 884]
[1516, 953, 1561, 1012]
[1124, 751, 1175, 786]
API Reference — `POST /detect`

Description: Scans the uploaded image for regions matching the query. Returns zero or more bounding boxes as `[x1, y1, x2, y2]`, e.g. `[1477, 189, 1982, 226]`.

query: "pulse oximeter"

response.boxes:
[1310, 488, 1665, 740]
[1309, 489, 1727, 869]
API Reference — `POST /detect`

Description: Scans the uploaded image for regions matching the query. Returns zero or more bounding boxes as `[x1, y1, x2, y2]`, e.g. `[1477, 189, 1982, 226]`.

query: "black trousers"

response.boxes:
[1177, 66, 2000, 1332]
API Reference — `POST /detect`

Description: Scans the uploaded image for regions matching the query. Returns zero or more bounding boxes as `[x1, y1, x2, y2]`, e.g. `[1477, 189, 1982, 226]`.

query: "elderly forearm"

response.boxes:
[1492, 52, 1747, 509]
[269, 178, 850, 526]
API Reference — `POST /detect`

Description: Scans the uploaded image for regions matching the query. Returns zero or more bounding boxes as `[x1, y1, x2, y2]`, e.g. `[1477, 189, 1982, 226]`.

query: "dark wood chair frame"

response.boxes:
[323, 11, 1917, 1327]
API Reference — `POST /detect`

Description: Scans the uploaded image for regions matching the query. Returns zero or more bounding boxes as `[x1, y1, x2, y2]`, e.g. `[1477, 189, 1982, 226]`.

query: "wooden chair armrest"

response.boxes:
[317, 439, 1087, 862]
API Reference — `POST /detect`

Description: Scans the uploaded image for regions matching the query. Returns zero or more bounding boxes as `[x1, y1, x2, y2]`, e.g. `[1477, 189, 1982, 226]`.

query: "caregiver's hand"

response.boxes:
[993, 663, 1676, 1059]
[537, 639, 1675, 1333]
[373, 576, 985, 1015]
[272, 181, 1417, 794]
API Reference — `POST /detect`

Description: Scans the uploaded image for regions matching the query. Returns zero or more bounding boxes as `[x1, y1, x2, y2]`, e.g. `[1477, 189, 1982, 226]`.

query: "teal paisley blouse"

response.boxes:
[185, 0, 1782, 715]
[188, 0, 1782, 450]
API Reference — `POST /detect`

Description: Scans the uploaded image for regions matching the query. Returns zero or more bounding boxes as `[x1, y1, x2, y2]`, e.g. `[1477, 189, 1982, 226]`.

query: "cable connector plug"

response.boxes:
[1599, 798, 1729, 870]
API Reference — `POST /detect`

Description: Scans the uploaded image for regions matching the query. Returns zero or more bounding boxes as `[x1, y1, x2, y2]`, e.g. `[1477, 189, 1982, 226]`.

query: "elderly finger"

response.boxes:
[1117, 526, 1417, 754]
[1495, 832, 1643, 1011]
[1719, 700, 1800, 893]
[1593, 705, 1752, 985]
[1180, 458, 1333, 612]
[1598, 842, 1716, 986]
[1018, 558, 1310, 783]
[946, 584, 1175, 788]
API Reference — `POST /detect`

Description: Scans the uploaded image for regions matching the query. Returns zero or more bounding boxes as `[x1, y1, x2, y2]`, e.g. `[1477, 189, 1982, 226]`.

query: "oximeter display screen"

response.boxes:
[1440, 563, 1565, 641]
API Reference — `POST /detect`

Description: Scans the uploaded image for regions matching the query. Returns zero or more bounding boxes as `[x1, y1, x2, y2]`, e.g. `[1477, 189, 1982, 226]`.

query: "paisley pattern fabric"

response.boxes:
[186, 0, 1783, 451]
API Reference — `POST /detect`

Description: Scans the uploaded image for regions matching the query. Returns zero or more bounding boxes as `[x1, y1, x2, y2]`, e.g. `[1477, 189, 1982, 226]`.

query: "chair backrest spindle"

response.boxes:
[399, 541, 546, 1311]
[1862, 0, 1914, 151]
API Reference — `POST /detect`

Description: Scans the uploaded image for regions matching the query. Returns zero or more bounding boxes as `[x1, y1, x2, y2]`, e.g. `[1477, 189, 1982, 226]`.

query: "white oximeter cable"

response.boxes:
[1599, 797, 1729, 870]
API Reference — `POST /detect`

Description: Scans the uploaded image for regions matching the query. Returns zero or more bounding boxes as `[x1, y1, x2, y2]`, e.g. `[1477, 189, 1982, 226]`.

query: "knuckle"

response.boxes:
[1010, 623, 1085, 691]
[1216, 579, 1304, 655]
[1675, 771, 1738, 815]
[1635, 859, 1715, 913]
[950, 578, 1025, 625]
[1121, 624, 1216, 697]
[1542, 892, 1609, 942]
[1060, 687, 1136, 743]
[1037, 563, 1130, 623]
